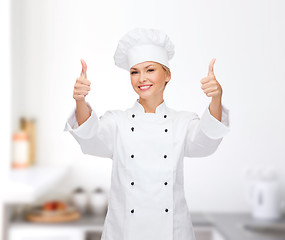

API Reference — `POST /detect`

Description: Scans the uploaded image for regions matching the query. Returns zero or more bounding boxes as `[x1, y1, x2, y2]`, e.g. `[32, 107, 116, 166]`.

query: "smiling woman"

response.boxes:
[64, 27, 230, 240]
[129, 61, 171, 107]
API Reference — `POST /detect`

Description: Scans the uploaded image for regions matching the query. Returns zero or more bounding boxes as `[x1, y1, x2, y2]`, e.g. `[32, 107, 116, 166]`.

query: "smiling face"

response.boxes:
[130, 61, 171, 100]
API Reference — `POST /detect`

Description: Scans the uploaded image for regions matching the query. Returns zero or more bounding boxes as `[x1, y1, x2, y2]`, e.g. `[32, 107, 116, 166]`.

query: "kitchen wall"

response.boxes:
[10, 0, 285, 212]
[1, 0, 12, 238]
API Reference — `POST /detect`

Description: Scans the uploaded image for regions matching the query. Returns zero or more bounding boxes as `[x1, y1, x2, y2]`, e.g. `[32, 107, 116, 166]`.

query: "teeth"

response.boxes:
[140, 85, 151, 89]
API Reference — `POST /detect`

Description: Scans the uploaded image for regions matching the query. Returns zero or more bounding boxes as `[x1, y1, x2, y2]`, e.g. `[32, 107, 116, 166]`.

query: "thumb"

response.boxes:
[80, 59, 87, 78]
[208, 58, 216, 76]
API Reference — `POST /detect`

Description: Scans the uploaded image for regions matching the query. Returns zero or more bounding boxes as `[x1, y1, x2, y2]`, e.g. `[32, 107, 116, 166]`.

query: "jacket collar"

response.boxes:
[132, 98, 167, 115]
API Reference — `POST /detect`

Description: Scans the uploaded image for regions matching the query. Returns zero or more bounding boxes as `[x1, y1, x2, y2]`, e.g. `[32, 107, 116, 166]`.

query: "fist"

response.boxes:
[73, 59, 91, 102]
[200, 58, 222, 99]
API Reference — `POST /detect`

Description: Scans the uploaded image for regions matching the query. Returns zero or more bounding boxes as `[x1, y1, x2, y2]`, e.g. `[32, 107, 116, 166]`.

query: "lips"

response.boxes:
[138, 84, 152, 88]
[138, 85, 152, 91]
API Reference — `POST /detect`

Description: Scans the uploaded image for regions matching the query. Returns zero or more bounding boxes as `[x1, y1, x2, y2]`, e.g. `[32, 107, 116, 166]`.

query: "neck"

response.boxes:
[138, 97, 164, 113]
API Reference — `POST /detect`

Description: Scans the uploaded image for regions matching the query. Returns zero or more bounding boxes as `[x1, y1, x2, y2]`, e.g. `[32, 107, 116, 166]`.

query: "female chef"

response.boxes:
[64, 28, 230, 240]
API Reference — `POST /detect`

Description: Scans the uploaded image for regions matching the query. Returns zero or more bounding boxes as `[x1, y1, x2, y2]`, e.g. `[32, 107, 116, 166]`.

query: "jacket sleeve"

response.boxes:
[184, 103, 230, 158]
[63, 102, 117, 159]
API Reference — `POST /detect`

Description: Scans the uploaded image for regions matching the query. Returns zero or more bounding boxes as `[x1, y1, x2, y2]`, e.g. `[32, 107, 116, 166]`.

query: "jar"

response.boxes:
[12, 131, 29, 168]
[20, 117, 36, 166]
[71, 187, 88, 214]
[90, 187, 107, 216]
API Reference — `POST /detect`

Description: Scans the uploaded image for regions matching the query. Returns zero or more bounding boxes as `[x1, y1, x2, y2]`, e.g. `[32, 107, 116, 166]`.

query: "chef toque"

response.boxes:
[113, 28, 175, 71]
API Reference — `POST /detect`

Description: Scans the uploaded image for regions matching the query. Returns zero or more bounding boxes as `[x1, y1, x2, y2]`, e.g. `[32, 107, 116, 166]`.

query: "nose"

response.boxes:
[139, 72, 147, 83]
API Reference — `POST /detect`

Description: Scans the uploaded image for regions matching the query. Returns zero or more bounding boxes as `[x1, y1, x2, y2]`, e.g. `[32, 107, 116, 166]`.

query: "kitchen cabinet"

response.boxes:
[9, 227, 226, 240]
[8, 212, 285, 240]
[9, 213, 104, 240]
[9, 227, 84, 240]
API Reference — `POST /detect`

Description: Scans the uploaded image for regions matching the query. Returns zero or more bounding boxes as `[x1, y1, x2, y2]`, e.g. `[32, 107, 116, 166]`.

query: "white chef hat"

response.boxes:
[113, 28, 175, 71]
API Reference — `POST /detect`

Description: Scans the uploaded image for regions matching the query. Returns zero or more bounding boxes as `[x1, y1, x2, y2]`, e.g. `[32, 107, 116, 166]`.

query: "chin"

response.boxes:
[137, 92, 147, 98]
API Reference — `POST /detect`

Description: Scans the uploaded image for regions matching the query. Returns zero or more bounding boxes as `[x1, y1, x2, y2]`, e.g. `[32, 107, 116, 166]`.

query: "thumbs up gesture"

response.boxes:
[200, 58, 222, 99]
[73, 59, 91, 102]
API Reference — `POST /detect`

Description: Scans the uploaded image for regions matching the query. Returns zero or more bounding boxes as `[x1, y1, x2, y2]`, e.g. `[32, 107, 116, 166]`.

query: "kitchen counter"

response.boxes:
[191, 212, 285, 240]
[9, 212, 285, 240]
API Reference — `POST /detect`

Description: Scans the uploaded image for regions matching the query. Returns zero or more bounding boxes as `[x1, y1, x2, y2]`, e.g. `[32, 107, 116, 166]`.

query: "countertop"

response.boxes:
[191, 212, 285, 240]
[10, 211, 285, 240]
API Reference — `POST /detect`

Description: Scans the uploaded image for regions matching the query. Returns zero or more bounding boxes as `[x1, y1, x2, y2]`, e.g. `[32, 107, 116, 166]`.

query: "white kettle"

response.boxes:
[246, 167, 284, 220]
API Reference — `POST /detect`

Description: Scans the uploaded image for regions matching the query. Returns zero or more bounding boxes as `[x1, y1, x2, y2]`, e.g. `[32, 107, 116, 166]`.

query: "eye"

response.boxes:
[131, 69, 154, 74]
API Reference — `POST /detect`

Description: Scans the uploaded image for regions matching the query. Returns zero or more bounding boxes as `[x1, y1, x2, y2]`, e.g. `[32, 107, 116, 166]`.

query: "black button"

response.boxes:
[131, 127, 134, 131]
[131, 154, 134, 158]
[165, 208, 168, 212]
[164, 115, 167, 118]
[131, 209, 134, 213]
[132, 114, 135, 118]
[131, 182, 134, 185]
[164, 155, 167, 158]
[165, 129, 168, 132]
[164, 182, 168, 185]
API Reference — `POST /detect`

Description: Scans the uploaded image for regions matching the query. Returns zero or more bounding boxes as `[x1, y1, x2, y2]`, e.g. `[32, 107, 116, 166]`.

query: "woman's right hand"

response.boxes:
[73, 59, 91, 102]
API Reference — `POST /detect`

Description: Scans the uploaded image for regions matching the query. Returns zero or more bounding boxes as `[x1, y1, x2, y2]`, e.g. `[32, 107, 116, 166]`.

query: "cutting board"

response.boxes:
[25, 207, 81, 223]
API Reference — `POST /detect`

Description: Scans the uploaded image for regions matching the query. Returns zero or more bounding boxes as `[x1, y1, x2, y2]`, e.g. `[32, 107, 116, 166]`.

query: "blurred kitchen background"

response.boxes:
[1, 0, 285, 240]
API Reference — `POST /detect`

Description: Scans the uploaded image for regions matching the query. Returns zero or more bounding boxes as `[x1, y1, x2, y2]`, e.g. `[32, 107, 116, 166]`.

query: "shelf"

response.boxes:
[1, 165, 69, 204]
[10, 212, 105, 231]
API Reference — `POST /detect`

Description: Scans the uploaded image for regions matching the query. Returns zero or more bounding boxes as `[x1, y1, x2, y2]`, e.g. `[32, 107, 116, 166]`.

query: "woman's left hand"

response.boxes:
[200, 58, 223, 99]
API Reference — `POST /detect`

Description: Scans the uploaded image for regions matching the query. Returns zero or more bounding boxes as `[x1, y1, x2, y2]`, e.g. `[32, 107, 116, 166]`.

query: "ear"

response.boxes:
[166, 71, 171, 82]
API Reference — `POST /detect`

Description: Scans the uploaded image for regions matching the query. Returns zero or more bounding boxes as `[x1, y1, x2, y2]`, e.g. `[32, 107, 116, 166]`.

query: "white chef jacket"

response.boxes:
[64, 98, 230, 240]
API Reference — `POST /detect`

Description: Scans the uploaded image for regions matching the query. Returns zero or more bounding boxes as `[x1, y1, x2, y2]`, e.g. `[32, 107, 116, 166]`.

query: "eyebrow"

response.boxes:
[130, 64, 155, 70]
